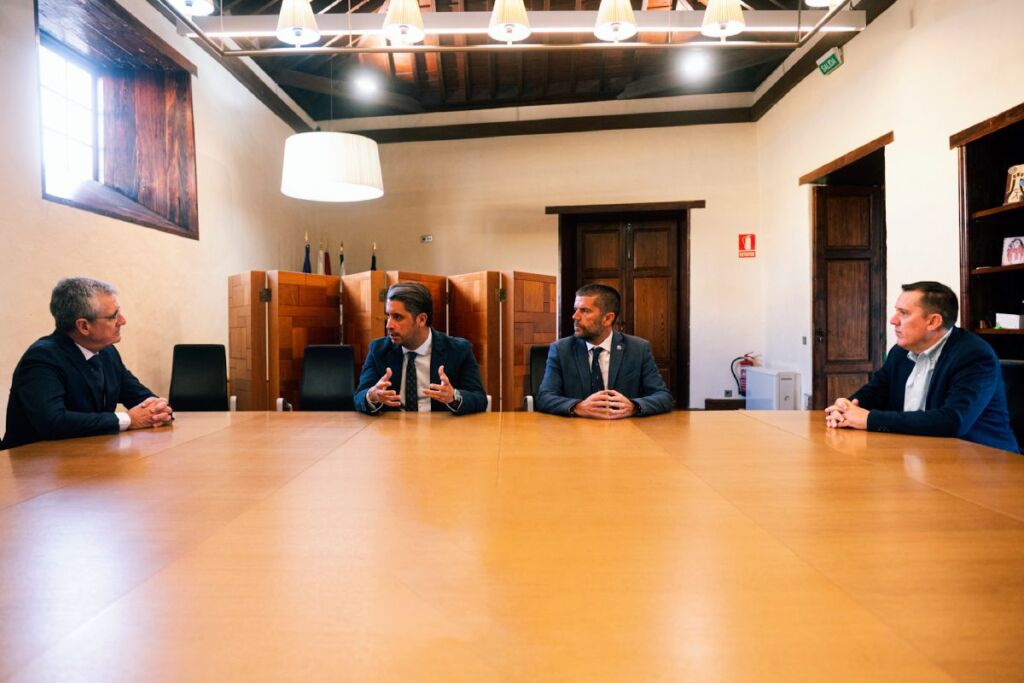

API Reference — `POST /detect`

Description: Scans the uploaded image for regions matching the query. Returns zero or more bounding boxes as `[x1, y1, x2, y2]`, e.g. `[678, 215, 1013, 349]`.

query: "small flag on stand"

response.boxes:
[324, 243, 332, 275]
[302, 231, 311, 273]
[371, 241, 377, 271]
[317, 238, 325, 275]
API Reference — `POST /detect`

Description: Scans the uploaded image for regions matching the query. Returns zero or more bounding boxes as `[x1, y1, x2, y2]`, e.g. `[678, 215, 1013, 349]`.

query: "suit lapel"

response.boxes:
[573, 338, 590, 392]
[56, 333, 105, 410]
[386, 343, 405, 398]
[430, 329, 446, 386]
[925, 327, 961, 408]
[607, 331, 625, 389]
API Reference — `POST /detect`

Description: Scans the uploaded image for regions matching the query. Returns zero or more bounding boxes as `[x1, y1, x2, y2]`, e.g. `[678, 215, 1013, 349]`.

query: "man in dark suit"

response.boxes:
[536, 284, 673, 418]
[825, 281, 1019, 453]
[354, 282, 487, 415]
[2, 277, 173, 450]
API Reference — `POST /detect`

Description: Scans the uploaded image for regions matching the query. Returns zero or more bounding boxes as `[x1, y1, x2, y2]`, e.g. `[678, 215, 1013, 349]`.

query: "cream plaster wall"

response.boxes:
[756, 0, 1024, 404]
[0, 0, 317, 434]
[309, 124, 765, 408]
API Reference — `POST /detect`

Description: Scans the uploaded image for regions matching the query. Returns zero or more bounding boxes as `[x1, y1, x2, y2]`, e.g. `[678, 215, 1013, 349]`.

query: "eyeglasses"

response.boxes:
[87, 308, 121, 323]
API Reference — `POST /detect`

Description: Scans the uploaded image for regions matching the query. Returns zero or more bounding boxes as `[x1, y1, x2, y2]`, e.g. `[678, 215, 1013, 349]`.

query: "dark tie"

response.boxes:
[590, 347, 604, 394]
[88, 355, 107, 408]
[404, 351, 418, 412]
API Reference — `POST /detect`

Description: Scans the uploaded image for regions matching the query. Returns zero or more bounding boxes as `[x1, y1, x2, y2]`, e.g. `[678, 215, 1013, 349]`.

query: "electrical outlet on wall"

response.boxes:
[724, 389, 733, 398]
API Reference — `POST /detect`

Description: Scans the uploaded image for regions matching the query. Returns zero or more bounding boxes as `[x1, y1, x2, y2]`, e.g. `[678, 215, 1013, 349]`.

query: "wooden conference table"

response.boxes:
[2, 411, 1023, 682]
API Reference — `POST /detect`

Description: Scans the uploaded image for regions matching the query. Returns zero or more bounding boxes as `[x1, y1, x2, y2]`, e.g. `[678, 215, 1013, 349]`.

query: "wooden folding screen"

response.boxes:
[268, 271, 341, 410]
[341, 270, 386, 371]
[227, 270, 340, 410]
[501, 272, 558, 412]
[448, 271, 502, 409]
[227, 271, 268, 410]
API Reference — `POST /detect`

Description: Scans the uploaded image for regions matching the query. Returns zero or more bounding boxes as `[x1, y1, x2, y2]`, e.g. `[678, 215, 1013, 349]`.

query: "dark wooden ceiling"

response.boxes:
[211, 0, 895, 122]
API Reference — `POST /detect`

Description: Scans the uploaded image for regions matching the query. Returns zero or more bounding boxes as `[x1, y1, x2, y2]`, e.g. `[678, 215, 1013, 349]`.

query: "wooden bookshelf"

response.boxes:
[951, 102, 1024, 361]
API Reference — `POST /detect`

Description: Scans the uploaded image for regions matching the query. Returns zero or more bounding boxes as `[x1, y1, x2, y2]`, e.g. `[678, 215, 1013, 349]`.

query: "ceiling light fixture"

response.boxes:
[170, 0, 215, 16]
[680, 51, 710, 79]
[700, 0, 744, 40]
[594, 0, 638, 42]
[354, 75, 378, 94]
[488, 0, 531, 43]
[281, 132, 384, 202]
[382, 0, 426, 45]
[277, 0, 321, 46]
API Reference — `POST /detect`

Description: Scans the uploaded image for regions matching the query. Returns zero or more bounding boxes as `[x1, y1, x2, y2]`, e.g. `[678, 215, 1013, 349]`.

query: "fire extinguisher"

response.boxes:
[731, 353, 757, 397]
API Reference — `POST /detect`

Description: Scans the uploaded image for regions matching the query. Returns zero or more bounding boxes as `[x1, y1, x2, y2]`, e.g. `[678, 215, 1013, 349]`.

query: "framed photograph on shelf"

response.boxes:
[1003, 235, 1024, 266]
[1006, 164, 1024, 204]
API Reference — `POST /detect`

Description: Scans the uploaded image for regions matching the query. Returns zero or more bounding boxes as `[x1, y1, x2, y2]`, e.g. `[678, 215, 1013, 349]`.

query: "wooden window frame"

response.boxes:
[36, 0, 200, 239]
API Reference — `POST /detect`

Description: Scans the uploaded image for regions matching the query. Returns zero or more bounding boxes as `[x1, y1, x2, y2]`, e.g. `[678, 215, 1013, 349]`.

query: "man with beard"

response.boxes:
[536, 284, 673, 418]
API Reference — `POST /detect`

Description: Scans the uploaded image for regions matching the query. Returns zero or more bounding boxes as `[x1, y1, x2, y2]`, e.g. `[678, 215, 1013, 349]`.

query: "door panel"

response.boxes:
[501, 272, 557, 411]
[813, 187, 886, 409]
[448, 271, 501, 406]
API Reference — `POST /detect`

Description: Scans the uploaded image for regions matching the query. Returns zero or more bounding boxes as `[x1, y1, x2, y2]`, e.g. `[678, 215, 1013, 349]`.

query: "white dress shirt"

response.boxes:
[75, 342, 130, 431]
[584, 333, 613, 390]
[903, 327, 953, 412]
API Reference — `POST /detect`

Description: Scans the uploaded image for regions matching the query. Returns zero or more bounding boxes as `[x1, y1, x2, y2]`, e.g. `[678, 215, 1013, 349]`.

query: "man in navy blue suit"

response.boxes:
[536, 284, 673, 418]
[2, 277, 173, 450]
[354, 282, 487, 415]
[825, 281, 1018, 453]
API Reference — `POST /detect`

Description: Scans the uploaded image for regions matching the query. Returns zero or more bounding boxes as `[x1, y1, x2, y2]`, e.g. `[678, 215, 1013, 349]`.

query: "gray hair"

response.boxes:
[50, 277, 117, 333]
[386, 282, 433, 326]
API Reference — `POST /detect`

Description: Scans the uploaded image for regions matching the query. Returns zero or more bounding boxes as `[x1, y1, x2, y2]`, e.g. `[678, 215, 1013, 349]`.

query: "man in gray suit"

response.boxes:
[536, 284, 673, 418]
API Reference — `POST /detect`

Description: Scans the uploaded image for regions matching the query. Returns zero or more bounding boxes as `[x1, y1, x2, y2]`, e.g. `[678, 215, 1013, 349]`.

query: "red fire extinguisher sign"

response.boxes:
[739, 233, 756, 258]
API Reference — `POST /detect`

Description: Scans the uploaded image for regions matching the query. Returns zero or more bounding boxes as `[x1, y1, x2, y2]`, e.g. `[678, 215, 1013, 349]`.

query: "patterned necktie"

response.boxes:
[404, 351, 418, 412]
[88, 355, 107, 408]
[590, 347, 604, 394]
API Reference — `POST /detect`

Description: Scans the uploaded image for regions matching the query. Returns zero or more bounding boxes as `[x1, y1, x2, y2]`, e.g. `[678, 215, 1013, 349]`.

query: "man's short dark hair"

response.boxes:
[575, 283, 620, 321]
[50, 277, 117, 333]
[387, 282, 433, 326]
[902, 281, 958, 329]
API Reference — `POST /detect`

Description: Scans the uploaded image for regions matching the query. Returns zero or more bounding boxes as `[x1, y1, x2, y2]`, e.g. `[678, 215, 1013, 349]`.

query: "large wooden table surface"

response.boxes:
[2, 411, 1023, 682]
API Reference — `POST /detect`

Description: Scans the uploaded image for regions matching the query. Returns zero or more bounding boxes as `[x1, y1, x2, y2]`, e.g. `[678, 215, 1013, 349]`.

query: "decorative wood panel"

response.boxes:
[827, 373, 871, 404]
[268, 271, 341, 410]
[633, 276, 672, 387]
[826, 196, 870, 248]
[227, 271, 267, 411]
[633, 230, 670, 269]
[502, 272, 557, 412]
[342, 270, 387, 372]
[581, 228, 621, 271]
[449, 271, 501, 409]
[385, 271, 448, 332]
[826, 261, 871, 361]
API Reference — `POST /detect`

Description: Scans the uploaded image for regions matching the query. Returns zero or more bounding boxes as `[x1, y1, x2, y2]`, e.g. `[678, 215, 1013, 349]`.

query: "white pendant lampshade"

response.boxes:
[281, 132, 384, 202]
[276, 0, 320, 47]
[594, 0, 637, 42]
[488, 0, 531, 43]
[700, 0, 744, 38]
[170, 0, 215, 16]
[382, 0, 426, 45]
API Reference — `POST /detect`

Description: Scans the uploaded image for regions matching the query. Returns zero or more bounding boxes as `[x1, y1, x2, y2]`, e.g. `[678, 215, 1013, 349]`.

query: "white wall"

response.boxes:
[757, 0, 1024, 402]
[309, 124, 766, 408]
[0, 0, 317, 434]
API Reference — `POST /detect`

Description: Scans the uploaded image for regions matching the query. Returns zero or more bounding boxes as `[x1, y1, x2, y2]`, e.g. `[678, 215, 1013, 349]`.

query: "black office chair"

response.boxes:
[169, 344, 233, 411]
[1002, 360, 1024, 450]
[524, 343, 551, 412]
[299, 344, 356, 411]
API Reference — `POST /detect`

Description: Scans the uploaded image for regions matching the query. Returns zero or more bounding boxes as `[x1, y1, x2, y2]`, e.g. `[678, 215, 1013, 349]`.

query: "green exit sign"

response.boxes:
[816, 47, 844, 76]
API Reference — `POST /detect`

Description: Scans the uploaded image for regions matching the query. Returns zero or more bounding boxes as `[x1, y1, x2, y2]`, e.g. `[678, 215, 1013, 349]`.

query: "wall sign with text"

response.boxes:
[738, 233, 756, 258]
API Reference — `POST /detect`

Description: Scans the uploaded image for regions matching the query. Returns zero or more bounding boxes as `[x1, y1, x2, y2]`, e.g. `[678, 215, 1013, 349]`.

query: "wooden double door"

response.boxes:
[559, 212, 689, 404]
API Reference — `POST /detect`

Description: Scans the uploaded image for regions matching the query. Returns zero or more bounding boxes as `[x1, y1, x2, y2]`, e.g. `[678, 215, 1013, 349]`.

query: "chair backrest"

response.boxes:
[1002, 360, 1024, 448]
[169, 344, 229, 411]
[300, 345, 356, 411]
[529, 344, 551, 398]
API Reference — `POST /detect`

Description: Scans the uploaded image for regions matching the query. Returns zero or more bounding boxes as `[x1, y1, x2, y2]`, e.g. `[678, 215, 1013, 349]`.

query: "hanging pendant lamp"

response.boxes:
[281, 132, 384, 203]
[700, 0, 744, 39]
[382, 0, 426, 45]
[488, 0, 531, 43]
[170, 0, 215, 16]
[594, 0, 637, 42]
[277, 0, 321, 46]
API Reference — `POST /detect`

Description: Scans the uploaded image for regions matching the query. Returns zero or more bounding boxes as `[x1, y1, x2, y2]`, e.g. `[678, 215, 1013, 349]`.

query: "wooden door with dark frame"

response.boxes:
[812, 186, 886, 409]
[554, 207, 692, 406]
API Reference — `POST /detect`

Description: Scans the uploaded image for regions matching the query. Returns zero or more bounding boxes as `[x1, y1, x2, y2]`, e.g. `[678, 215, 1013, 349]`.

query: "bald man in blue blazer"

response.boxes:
[536, 284, 673, 418]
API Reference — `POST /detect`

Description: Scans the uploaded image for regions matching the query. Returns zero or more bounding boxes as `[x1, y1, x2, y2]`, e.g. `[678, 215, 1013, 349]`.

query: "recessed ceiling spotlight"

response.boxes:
[354, 75, 378, 95]
[680, 52, 711, 80]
